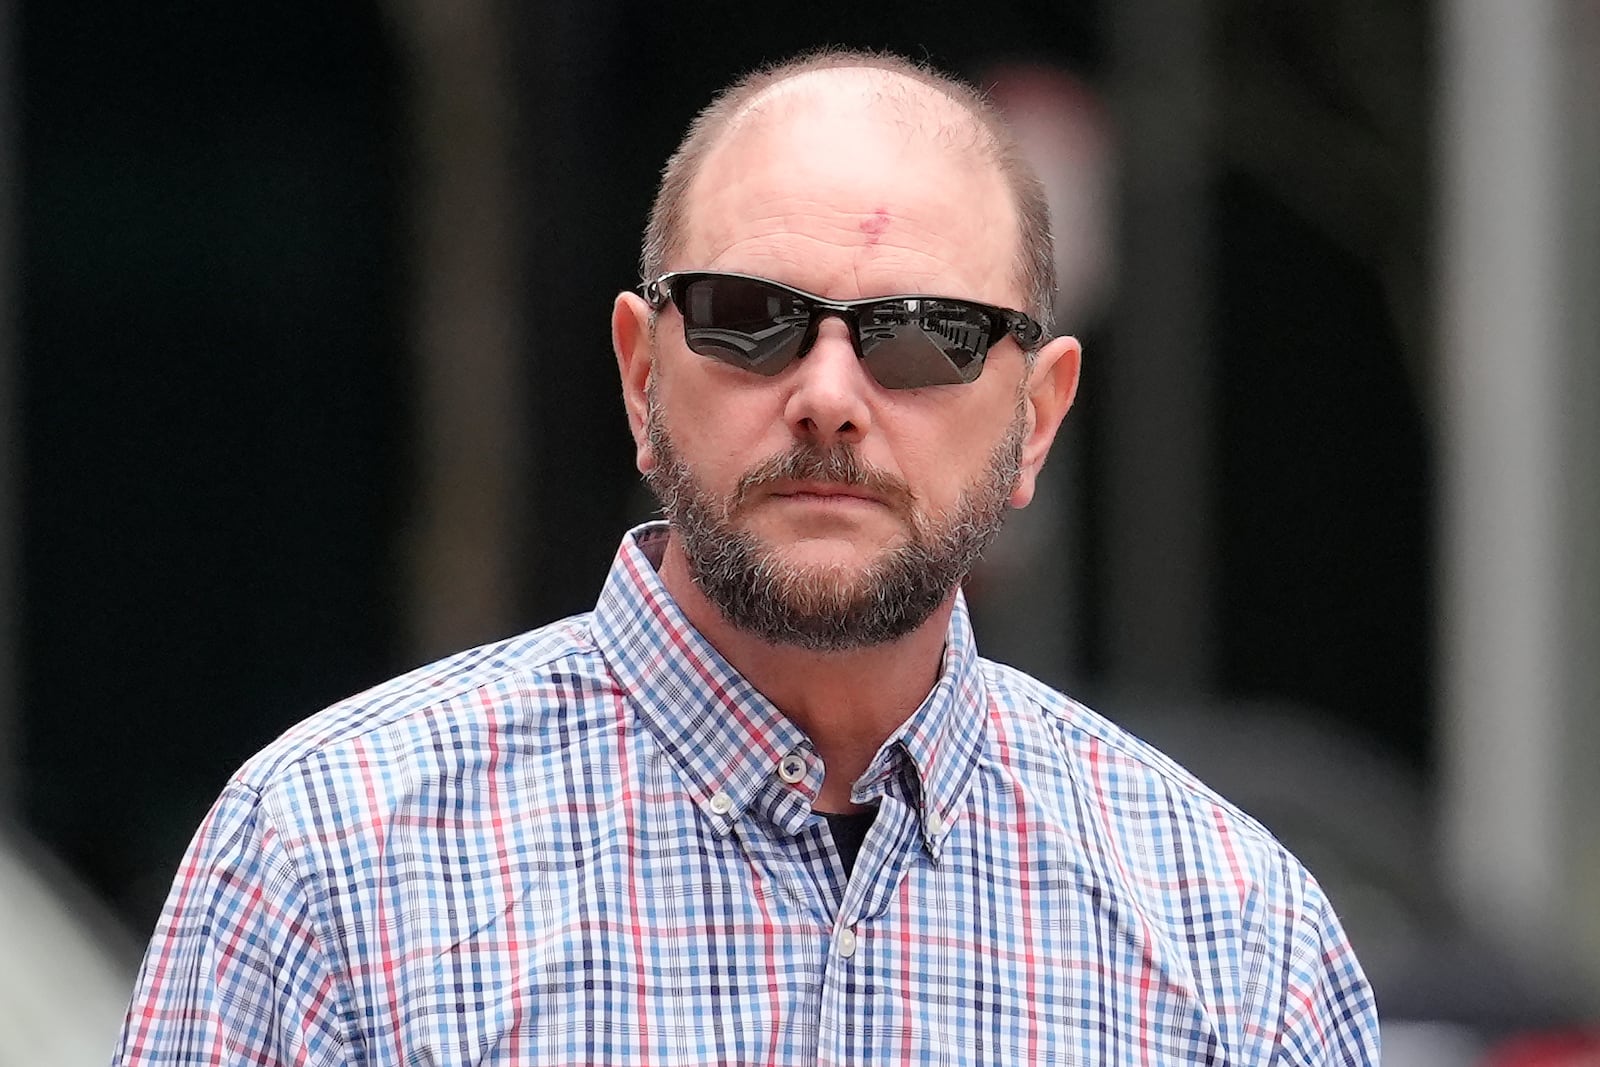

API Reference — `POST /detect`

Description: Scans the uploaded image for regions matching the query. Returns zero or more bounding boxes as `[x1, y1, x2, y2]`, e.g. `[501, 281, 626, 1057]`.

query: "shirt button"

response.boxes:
[925, 812, 945, 837]
[837, 927, 858, 959]
[708, 791, 733, 815]
[777, 752, 807, 784]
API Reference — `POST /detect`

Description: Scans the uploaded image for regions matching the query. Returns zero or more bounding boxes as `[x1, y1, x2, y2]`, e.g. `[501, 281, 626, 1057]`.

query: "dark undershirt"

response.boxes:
[819, 806, 879, 876]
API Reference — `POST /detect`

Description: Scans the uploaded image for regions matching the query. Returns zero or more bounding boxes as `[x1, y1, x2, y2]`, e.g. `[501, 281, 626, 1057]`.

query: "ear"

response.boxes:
[613, 290, 658, 474]
[1009, 334, 1082, 509]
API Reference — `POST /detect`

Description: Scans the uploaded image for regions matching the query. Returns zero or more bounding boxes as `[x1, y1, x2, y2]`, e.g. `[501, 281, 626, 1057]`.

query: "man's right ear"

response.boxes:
[612, 291, 657, 474]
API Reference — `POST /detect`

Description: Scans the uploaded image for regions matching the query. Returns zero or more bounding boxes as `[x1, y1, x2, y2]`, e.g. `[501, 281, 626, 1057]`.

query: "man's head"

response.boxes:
[613, 50, 1081, 651]
[642, 50, 1059, 335]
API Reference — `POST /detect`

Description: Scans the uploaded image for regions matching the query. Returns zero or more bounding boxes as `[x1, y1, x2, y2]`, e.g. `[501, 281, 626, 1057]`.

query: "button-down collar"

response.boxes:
[592, 522, 986, 850]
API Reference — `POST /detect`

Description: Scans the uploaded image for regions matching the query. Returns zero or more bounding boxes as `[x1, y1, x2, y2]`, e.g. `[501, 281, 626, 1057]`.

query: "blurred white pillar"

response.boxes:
[0, 836, 140, 1064]
[1438, 0, 1600, 1000]
[1105, 0, 1215, 693]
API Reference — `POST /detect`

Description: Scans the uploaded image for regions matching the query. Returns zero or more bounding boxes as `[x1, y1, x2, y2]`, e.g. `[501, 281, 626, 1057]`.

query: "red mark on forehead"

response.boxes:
[858, 208, 891, 244]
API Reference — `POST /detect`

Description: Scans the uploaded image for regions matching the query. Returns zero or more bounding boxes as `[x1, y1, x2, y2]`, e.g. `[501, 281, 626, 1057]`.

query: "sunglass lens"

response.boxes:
[857, 299, 994, 388]
[680, 276, 808, 375]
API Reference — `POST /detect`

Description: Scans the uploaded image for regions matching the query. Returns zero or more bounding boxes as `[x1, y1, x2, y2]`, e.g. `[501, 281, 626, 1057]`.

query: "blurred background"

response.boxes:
[2, 1, 1597, 1063]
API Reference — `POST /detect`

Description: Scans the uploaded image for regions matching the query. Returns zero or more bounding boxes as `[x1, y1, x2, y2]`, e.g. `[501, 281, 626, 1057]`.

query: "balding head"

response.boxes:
[641, 50, 1057, 335]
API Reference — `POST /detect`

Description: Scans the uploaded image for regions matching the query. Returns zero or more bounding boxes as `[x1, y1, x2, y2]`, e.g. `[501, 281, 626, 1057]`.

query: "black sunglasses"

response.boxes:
[641, 271, 1044, 390]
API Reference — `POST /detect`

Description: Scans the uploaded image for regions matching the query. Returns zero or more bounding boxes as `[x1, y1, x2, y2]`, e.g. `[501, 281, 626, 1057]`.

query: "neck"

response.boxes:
[657, 532, 953, 812]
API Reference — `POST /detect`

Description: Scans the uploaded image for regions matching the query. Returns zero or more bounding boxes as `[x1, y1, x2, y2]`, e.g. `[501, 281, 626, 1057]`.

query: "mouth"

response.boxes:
[765, 481, 886, 506]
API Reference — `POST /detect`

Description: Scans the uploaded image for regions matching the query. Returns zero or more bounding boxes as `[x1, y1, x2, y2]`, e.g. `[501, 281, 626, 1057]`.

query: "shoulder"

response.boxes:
[231, 611, 613, 812]
[979, 658, 1281, 852]
[979, 660, 1377, 1062]
[977, 659, 1343, 947]
[206, 612, 631, 968]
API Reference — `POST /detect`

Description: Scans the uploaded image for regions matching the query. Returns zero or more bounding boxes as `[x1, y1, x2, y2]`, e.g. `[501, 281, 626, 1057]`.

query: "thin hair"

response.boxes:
[639, 48, 1057, 338]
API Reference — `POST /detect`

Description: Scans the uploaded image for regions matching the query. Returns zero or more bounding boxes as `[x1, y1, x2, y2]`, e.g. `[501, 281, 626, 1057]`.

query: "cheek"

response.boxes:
[885, 394, 1017, 501]
[683, 344, 808, 421]
[654, 372, 776, 480]
[884, 393, 995, 456]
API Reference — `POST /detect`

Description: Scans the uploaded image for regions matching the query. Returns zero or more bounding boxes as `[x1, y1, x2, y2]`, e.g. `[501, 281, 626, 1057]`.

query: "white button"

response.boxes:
[708, 791, 733, 815]
[925, 812, 945, 837]
[777, 753, 807, 784]
[836, 927, 857, 959]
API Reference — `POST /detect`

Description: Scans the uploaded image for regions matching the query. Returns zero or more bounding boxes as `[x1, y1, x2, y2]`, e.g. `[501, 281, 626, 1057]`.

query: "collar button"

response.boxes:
[777, 753, 807, 784]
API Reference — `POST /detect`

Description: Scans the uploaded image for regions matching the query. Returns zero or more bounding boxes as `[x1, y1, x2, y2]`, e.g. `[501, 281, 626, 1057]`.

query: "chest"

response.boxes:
[355, 793, 1238, 1066]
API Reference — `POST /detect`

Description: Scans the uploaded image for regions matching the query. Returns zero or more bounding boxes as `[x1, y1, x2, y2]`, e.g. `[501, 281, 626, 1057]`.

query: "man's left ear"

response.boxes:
[1010, 334, 1082, 509]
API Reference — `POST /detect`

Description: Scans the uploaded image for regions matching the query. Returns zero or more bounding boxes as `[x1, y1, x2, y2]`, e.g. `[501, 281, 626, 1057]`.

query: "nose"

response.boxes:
[782, 316, 874, 446]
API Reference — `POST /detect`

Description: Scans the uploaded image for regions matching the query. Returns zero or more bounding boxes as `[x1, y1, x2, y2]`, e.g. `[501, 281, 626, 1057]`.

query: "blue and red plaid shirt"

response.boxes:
[116, 523, 1378, 1065]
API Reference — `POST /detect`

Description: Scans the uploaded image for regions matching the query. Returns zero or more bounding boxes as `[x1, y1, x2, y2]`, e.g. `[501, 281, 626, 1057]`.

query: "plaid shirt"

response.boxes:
[116, 523, 1378, 1066]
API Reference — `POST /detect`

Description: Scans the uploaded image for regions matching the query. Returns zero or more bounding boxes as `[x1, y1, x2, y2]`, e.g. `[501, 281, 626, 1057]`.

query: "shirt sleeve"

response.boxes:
[113, 781, 352, 1066]
[1274, 883, 1382, 1067]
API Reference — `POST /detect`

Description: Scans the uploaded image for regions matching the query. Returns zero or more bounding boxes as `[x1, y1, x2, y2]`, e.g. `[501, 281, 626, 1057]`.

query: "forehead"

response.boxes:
[679, 75, 1022, 303]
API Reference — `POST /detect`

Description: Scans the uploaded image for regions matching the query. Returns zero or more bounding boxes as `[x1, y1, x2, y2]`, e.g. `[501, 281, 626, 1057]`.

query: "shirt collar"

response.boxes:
[592, 522, 987, 853]
[849, 591, 986, 860]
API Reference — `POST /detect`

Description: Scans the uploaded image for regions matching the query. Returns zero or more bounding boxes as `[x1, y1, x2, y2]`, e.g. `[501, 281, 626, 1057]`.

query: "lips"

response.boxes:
[768, 480, 884, 505]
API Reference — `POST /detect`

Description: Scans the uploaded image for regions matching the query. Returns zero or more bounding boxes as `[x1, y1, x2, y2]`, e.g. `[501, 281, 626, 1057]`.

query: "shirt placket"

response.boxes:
[723, 743, 840, 907]
[814, 770, 937, 1065]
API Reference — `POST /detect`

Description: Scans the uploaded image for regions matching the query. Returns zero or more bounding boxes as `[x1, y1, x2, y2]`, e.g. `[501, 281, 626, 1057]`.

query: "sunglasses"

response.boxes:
[641, 271, 1044, 390]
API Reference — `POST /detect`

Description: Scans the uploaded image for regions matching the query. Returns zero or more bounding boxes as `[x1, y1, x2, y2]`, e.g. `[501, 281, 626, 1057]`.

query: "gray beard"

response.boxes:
[643, 384, 1024, 651]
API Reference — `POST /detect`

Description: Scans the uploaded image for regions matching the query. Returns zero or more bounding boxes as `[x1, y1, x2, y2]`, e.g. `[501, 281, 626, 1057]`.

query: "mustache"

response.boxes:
[730, 444, 916, 516]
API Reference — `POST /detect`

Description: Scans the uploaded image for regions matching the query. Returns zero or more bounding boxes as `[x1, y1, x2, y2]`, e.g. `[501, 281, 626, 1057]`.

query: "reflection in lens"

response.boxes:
[683, 277, 806, 374]
[859, 299, 992, 387]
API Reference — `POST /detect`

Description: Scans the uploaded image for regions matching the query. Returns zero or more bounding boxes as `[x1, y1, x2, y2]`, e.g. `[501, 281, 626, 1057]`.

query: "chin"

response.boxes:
[757, 529, 903, 574]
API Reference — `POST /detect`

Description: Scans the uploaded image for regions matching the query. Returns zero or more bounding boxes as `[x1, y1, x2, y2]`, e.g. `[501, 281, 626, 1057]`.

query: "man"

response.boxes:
[116, 51, 1379, 1065]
